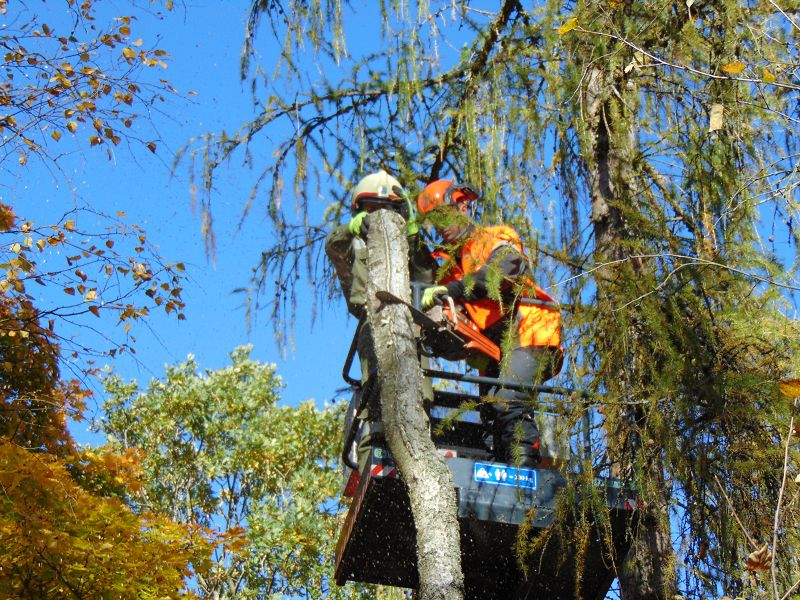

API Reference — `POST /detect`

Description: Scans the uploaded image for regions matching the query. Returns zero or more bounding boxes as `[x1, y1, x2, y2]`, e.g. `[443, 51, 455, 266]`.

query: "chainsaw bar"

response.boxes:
[375, 290, 441, 331]
[375, 290, 499, 361]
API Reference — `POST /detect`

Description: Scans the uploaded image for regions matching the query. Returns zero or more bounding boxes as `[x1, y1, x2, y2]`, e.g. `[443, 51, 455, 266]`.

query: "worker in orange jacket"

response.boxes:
[417, 180, 562, 467]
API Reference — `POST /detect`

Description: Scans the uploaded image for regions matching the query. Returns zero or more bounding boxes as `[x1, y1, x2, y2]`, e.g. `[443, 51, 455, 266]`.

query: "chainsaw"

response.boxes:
[375, 290, 500, 362]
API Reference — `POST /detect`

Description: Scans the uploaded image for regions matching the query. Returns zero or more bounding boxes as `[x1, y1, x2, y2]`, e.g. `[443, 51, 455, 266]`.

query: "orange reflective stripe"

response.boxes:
[517, 304, 561, 347]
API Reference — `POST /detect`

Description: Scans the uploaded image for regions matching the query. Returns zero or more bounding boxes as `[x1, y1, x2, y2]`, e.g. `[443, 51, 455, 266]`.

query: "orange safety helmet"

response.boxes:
[416, 180, 481, 214]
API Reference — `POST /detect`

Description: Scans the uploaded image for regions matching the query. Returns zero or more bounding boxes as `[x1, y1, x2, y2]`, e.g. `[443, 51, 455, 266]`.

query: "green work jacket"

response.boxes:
[325, 221, 437, 318]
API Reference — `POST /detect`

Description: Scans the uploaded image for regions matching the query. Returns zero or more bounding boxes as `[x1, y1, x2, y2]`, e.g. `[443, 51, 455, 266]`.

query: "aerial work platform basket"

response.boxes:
[335, 290, 637, 598]
[334, 432, 637, 599]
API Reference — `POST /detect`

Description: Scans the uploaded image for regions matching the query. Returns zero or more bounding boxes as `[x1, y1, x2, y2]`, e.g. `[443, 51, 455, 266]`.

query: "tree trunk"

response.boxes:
[585, 64, 676, 600]
[365, 209, 464, 600]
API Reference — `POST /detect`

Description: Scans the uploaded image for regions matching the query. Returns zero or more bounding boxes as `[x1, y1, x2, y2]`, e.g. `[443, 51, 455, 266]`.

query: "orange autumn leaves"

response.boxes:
[0, 441, 211, 598]
[0, 177, 209, 596]
[0, 236, 206, 595]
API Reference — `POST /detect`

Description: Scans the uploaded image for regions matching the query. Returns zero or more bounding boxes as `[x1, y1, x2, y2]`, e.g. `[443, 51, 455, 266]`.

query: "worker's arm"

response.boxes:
[325, 223, 368, 317]
[443, 244, 530, 302]
[325, 223, 355, 290]
[409, 234, 438, 284]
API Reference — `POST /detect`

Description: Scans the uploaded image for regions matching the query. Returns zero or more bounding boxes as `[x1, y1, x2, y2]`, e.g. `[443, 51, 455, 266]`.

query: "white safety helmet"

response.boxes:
[350, 170, 404, 211]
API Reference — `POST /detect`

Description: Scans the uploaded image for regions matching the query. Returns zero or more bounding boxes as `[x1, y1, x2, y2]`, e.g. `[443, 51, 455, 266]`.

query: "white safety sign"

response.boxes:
[473, 462, 537, 489]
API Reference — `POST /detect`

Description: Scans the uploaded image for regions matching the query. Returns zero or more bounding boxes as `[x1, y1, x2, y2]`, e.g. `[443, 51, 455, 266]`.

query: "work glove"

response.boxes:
[405, 213, 419, 236]
[402, 193, 420, 236]
[348, 211, 369, 237]
[421, 285, 449, 309]
[350, 208, 417, 237]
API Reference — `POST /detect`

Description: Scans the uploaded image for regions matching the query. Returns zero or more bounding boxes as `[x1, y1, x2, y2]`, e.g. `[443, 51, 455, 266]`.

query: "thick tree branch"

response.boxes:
[365, 210, 464, 600]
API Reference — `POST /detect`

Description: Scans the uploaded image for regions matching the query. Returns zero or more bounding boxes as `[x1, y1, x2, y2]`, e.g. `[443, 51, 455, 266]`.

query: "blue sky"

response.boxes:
[2, 1, 359, 444]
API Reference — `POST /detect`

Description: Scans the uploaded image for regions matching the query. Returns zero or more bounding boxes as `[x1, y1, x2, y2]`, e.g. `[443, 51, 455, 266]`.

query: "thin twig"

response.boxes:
[769, 0, 800, 35]
[553, 253, 800, 294]
[771, 415, 794, 599]
[713, 475, 758, 550]
[779, 577, 800, 600]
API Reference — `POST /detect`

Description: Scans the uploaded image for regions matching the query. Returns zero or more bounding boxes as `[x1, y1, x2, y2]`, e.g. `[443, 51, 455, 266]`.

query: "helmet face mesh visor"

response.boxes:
[446, 183, 481, 204]
[356, 196, 410, 219]
[417, 180, 481, 214]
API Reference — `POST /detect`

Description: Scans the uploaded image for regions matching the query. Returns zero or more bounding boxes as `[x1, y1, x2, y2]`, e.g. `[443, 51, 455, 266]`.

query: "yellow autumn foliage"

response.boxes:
[0, 441, 211, 598]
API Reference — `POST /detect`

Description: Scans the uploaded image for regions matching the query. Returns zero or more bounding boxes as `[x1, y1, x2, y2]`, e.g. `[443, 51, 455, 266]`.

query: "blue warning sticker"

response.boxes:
[473, 462, 537, 490]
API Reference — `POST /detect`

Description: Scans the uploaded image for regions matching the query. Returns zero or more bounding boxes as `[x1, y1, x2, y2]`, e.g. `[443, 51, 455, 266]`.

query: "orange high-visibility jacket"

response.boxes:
[437, 225, 561, 348]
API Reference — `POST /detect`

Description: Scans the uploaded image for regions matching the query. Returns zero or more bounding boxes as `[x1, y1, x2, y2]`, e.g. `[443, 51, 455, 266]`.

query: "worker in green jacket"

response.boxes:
[325, 170, 437, 466]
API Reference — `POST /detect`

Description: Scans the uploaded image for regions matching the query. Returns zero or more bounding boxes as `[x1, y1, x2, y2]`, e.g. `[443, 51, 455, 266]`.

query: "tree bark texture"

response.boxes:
[584, 64, 676, 600]
[365, 210, 464, 600]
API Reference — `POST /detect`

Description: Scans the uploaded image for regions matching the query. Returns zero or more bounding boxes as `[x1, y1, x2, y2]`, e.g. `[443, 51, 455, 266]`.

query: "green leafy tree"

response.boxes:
[189, 2, 800, 598]
[99, 346, 384, 599]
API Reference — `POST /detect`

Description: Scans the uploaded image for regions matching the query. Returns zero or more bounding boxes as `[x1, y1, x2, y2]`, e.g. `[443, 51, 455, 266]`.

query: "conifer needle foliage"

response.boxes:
[190, 1, 800, 597]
